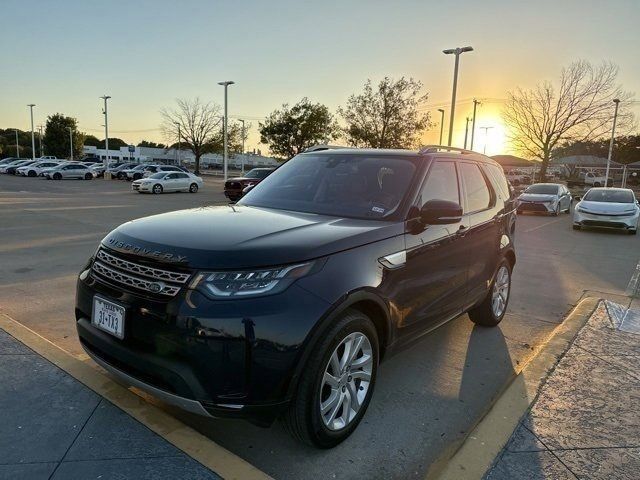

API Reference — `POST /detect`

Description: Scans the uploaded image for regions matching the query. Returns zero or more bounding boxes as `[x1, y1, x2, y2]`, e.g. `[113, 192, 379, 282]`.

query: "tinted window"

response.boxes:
[460, 162, 492, 212]
[166, 173, 179, 179]
[483, 164, 510, 199]
[240, 153, 417, 219]
[176, 173, 189, 179]
[583, 189, 634, 203]
[419, 161, 460, 206]
[76, 165, 88, 170]
[245, 169, 272, 179]
[525, 184, 560, 195]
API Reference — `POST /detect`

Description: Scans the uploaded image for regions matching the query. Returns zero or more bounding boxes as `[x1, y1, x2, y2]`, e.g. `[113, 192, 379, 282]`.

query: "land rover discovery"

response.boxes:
[75, 146, 517, 448]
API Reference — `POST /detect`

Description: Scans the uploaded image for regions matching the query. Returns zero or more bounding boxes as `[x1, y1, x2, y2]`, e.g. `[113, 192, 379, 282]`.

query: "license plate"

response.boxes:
[92, 296, 126, 339]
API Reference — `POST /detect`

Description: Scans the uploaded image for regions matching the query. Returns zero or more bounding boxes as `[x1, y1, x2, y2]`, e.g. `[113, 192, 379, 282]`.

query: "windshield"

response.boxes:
[583, 189, 634, 203]
[148, 172, 167, 179]
[239, 153, 417, 219]
[245, 169, 272, 179]
[524, 184, 559, 195]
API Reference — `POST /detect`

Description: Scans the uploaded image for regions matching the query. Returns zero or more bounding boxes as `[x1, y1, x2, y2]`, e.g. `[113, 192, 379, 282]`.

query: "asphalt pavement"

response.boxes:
[1, 173, 639, 479]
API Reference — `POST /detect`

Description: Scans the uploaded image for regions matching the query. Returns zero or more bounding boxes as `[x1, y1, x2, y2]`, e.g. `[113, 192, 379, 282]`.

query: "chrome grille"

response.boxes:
[91, 249, 190, 297]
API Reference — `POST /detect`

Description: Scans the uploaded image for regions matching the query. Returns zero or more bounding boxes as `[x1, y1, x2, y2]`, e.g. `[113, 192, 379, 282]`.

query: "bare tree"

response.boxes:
[503, 61, 634, 180]
[339, 77, 431, 149]
[161, 98, 222, 174]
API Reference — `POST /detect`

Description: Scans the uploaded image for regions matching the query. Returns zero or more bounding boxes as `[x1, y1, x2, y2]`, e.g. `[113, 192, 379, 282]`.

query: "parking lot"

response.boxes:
[1, 173, 639, 479]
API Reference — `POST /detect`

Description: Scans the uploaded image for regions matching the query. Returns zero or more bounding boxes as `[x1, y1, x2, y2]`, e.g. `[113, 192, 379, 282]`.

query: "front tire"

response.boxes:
[84, 173, 92, 180]
[468, 259, 511, 327]
[28, 170, 36, 177]
[189, 183, 198, 193]
[573, 224, 581, 230]
[53, 173, 62, 180]
[281, 309, 378, 448]
[152, 184, 163, 194]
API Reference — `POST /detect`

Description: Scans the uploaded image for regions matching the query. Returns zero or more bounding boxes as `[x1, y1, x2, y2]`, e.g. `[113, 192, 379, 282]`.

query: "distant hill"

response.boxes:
[491, 155, 534, 167]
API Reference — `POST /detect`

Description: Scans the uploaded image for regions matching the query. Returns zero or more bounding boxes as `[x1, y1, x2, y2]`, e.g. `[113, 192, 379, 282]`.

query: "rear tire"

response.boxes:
[630, 229, 637, 235]
[152, 184, 163, 194]
[468, 259, 511, 327]
[84, 173, 92, 180]
[573, 225, 581, 230]
[53, 173, 62, 180]
[281, 309, 378, 448]
[189, 183, 198, 193]
[28, 170, 36, 177]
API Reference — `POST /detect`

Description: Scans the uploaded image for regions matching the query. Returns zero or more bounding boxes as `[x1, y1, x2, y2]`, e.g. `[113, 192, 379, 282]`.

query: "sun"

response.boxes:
[478, 121, 506, 156]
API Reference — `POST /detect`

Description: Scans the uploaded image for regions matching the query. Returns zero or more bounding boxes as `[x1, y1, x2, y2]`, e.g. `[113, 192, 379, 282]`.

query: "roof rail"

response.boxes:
[419, 145, 476, 155]
[303, 144, 352, 153]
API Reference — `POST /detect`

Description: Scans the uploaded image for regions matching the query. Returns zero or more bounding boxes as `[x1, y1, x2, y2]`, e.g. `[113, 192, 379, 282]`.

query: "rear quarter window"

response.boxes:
[482, 163, 511, 199]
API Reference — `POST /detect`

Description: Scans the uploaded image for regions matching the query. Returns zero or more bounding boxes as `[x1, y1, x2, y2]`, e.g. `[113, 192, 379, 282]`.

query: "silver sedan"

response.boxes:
[517, 183, 572, 216]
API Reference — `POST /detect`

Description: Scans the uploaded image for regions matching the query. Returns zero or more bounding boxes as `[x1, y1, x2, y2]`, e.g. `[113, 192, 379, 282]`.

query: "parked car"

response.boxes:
[90, 162, 123, 178]
[0, 157, 20, 166]
[517, 183, 572, 215]
[131, 172, 203, 194]
[0, 159, 29, 173]
[5, 160, 36, 175]
[75, 146, 517, 447]
[107, 162, 138, 179]
[567, 171, 612, 188]
[224, 167, 276, 201]
[505, 169, 531, 186]
[573, 187, 639, 234]
[122, 164, 157, 181]
[16, 161, 61, 177]
[141, 165, 185, 178]
[44, 162, 94, 180]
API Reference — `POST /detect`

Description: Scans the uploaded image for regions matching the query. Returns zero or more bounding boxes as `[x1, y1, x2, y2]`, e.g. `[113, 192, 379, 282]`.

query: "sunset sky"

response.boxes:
[1, 0, 638, 157]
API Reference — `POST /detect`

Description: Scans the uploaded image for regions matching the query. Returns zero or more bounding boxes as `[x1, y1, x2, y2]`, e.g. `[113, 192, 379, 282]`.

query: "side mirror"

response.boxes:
[573, 195, 581, 201]
[242, 184, 256, 196]
[420, 200, 463, 225]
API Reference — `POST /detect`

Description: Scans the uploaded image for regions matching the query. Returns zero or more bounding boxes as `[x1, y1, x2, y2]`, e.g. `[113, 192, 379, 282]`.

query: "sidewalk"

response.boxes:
[0, 328, 221, 480]
[485, 300, 640, 479]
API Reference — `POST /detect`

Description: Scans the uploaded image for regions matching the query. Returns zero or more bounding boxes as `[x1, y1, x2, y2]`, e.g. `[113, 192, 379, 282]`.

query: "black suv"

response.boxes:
[75, 146, 516, 448]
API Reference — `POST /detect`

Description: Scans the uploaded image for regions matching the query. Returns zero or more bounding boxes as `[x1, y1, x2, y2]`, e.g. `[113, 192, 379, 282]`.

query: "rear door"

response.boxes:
[458, 161, 501, 308]
[174, 173, 191, 190]
[395, 160, 469, 341]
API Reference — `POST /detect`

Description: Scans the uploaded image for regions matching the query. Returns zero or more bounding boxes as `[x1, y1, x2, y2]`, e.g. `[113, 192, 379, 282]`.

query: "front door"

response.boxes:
[394, 160, 470, 343]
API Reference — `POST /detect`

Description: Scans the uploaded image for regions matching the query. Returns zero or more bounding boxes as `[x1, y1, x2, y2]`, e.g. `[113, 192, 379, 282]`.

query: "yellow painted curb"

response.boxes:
[0, 313, 273, 480]
[426, 296, 600, 480]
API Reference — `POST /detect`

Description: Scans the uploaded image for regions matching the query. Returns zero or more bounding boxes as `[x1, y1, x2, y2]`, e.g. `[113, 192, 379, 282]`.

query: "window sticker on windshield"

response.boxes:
[371, 206, 385, 214]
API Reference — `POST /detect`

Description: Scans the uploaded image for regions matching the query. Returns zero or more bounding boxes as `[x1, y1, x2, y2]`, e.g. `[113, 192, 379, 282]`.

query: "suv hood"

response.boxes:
[102, 205, 403, 269]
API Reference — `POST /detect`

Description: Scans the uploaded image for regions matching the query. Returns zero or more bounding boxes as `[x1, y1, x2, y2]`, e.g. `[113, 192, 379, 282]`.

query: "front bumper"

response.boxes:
[573, 210, 639, 230]
[517, 200, 556, 214]
[75, 262, 331, 425]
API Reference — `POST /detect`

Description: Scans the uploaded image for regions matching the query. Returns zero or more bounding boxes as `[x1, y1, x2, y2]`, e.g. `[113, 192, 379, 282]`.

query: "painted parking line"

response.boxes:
[0, 312, 272, 480]
[625, 259, 640, 297]
[523, 217, 564, 233]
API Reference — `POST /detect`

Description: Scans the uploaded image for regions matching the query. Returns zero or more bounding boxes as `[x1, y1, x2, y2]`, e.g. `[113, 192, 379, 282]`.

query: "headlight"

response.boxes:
[190, 262, 315, 298]
[577, 206, 589, 213]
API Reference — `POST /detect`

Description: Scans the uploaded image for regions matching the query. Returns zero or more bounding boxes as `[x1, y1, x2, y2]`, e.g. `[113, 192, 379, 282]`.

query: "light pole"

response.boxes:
[437, 108, 445, 145]
[14, 129, 19, 157]
[174, 122, 181, 166]
[238, 119, 245, 174]
[100, 95, 111, 169]
[443, 46, 473, 146]
[470, 99, 480, 150]
[27, 104, 36, 160]
[464, 117, 471, 149]
[38, 125, 44, 157]
[480, 126, 494, 155]
[68, 127, 74, 160]
[604, 98, 620, 188]
[218, 81, 235, 180]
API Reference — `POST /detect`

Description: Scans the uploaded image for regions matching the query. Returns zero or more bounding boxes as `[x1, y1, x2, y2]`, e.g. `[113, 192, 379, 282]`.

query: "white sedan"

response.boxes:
[573, 188, 639, 235]
[17, 161, 61, 177]
[132, 172, 203, 194]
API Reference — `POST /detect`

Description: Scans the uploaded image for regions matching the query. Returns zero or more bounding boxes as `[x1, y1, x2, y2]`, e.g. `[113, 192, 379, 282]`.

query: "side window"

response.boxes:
[418, 161, 460, 206]
[460, 162, 492, 213]
[483, 164, 510, 199]
[177, 173, 189, 179]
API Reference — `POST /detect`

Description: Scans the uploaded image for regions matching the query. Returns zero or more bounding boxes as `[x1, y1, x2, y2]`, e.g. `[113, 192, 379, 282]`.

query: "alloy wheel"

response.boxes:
[319, 331, 373, 431]
[491, 265, 510, 318]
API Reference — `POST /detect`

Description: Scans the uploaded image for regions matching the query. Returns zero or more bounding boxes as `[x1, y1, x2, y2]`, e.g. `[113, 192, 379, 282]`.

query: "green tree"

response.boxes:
[96, 138, 127, 149]
[43, 114, 84, 159]
[339, 77, 431, 149]
[137, 140, 167, 148]
[503, 60, 634, 181]
[83, 135, 101, 147]
[0, 129, 34, 158]
[259, 98, 339, 159]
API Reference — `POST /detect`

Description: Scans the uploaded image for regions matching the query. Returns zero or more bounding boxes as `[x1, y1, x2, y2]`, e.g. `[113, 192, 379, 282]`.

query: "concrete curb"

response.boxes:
[427, 296, 600, 480]
[0, 312, 273, 480]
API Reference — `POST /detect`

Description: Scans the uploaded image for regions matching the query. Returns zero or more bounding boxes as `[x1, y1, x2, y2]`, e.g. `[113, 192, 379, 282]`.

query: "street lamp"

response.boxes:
[100, 95, 111, 170]
[38, 125, 44, 157]
[218, 81, 235, 180]
[68, 127, 74, 160]
[480, 126, 494, 155]
[238, 119, 245, 174]
[464, 117, 471, 149]
[604, 99, 620, 188]
[174, 122, 181, 166]
[470, 99, 480, 150]
[437, 109, 445, 145]
[14, 129, 19, 158]
[27, 104, 36, 160]
[443, 46, 473, 146]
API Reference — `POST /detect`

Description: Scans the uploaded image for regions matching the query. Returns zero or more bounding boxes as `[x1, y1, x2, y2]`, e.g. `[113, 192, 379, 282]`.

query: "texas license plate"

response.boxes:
[92, 296, 126, 339]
